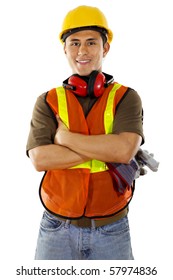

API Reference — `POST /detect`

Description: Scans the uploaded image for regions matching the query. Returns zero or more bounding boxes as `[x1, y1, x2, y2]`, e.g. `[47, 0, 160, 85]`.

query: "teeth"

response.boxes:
[77, 60, 90, 63]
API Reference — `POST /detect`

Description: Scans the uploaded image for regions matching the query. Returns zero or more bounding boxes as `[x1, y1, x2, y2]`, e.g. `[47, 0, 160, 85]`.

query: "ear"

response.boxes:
[103, 42, 110, 58]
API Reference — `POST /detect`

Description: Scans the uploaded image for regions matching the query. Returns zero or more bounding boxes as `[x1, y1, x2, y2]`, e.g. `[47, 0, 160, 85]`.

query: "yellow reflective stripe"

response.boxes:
[70, 160, 108, 172]
[90, 84, 122, 173]
[56, 87, 92, 170]
[70, 161, 91, 170]
[104, 83, 121, 134]
[91, 159, 108, 173]
[56, 87, 69, 128]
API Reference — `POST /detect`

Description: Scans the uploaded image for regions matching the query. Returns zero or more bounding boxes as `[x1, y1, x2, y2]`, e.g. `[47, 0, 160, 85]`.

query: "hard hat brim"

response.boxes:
[59, 25, 113, 44]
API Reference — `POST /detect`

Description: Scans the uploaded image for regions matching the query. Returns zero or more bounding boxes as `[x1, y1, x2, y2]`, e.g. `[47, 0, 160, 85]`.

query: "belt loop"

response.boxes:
[91, 219, 96, 230]
[64, 219, 71, 229]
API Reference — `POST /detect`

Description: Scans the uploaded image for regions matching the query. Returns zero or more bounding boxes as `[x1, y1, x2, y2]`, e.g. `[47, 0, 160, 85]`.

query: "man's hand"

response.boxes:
[54, 115, 70, 145]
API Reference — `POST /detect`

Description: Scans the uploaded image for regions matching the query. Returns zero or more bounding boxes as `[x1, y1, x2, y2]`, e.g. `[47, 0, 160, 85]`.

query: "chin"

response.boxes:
[76, 69, 96, 76]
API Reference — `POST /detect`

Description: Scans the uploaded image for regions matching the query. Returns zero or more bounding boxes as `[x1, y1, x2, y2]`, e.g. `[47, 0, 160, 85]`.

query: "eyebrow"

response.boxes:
[69, 38, 98, 42]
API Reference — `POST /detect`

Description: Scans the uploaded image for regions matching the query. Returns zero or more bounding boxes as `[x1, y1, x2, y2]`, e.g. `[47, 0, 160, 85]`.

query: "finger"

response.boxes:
[149, 153, 154, 157]
[56, 114, 60, 121]
[140, 167, 147, 175]
[56, 115, 64, 125]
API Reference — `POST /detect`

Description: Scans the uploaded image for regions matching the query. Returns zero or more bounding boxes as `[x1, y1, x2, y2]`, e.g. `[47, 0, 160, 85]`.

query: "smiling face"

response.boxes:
[64, 30, 110, 76]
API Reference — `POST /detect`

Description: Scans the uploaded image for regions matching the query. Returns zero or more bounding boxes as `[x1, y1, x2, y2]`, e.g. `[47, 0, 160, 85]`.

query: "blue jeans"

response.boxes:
[35, 211, 134, 260]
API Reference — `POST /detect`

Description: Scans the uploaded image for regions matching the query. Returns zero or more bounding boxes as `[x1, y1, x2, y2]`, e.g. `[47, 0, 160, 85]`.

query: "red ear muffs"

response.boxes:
[68, 75, 87, 96]
[88, 71, 106, 97]
[64, 71, 106, 97]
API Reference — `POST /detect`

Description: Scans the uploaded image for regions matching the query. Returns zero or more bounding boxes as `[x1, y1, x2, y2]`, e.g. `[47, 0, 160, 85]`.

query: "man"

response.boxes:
[26, 5, 144, 260]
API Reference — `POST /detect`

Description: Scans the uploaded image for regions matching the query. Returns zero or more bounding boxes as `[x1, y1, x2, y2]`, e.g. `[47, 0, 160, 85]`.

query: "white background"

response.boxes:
[0, 0, 172, 278]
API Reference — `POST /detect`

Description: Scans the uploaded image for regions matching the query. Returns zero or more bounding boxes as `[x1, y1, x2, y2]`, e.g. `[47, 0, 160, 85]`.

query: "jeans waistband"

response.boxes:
[51, 208, 128, 228]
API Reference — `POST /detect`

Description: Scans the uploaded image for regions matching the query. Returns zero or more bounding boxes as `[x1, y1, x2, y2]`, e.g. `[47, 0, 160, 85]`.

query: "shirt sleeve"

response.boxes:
[26, 92, 57, 155]
[113, 88, 145, 144]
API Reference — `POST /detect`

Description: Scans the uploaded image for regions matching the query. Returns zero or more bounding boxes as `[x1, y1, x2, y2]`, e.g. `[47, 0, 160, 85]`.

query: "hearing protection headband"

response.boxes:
[62, 71, 114, 98]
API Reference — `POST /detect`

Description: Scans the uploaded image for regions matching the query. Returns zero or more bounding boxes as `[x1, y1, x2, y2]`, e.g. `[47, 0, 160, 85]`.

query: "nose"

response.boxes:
[77, 44, 88, 56]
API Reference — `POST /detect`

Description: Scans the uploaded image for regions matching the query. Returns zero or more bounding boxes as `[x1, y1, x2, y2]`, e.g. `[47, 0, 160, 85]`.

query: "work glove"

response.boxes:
[107, 159, 138, 194]
[134, 157, 147, 179]
[135, 148, 159, 172]
[107, 148, 159, 194]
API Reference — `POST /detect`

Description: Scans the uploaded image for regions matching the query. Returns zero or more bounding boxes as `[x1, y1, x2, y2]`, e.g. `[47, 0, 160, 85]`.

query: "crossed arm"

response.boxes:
[29, 115, 142, 172]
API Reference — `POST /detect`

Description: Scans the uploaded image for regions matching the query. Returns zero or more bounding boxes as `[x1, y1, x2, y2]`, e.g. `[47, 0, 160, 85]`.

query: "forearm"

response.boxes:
[28, 144, 90, 171]
[60, 132, 142, 164]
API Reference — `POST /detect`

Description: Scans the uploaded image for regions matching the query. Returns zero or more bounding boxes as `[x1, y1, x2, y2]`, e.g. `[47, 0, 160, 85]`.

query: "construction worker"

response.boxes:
[26, 5, 144, 260]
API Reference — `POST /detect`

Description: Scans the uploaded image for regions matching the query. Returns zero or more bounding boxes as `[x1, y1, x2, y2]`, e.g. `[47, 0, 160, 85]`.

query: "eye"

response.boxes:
[87, 41, 96, 46]
[70, 42, 80, 47]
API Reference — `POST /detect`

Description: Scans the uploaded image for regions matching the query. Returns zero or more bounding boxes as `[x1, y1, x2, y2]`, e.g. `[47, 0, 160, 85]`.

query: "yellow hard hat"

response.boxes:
[59, 5, 113, 44]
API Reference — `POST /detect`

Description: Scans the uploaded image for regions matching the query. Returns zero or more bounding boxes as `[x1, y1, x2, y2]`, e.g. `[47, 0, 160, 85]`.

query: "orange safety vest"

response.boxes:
[39, 83, 133, 219]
